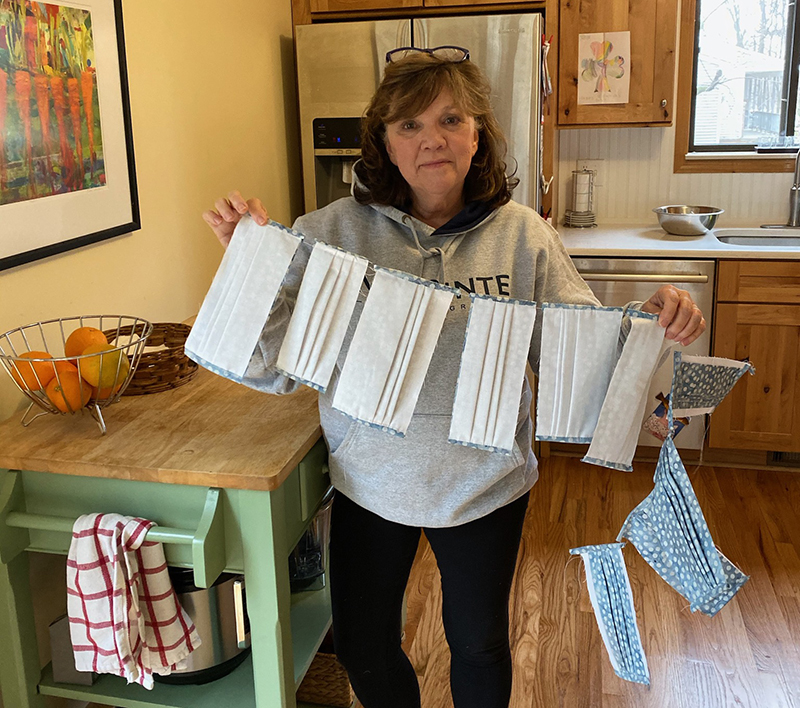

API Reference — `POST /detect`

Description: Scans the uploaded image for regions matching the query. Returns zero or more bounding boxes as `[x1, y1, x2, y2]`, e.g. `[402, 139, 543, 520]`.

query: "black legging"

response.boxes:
[329, 490, 530, 708]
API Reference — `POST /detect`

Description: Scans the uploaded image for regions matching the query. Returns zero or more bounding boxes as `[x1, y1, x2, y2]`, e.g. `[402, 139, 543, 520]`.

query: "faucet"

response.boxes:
[762, 149, 800, 228]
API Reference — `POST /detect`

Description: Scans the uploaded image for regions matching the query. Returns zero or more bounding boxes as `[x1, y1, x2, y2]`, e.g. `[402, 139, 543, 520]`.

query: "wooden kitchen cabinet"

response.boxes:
[422, 0, 540, 7]
[557, 0, 678, 127]
[710, 261, 800, 452]
[308, 0, 420, 14]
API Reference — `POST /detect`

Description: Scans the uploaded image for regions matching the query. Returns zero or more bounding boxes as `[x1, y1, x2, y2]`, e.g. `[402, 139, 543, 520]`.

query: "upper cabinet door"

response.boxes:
[310, 0, 420, 12]
[558, 0, 678, 127]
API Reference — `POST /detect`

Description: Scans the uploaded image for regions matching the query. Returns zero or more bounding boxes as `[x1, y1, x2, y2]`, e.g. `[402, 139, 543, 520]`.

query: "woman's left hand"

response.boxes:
[641, 285, 706, 346]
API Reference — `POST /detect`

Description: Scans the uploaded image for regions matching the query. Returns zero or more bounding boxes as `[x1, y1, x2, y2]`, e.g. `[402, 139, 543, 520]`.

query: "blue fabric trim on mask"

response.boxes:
[470, 293, 537, 308]
[447, 438, 515, 455]
[374, 265, 460, 295]
[569, 542, 650, 685]
[329, 405, 407, 438]
[185, 349, 244, 384]
[541, 302, 625, 313]
[273, 366, 327, 393]
[617, 437, 748, 616]
[267, 218, 307, 240]
[581, 455, 633, 472]
[626, 309, 660, 321]
[535, 434, 593, 443]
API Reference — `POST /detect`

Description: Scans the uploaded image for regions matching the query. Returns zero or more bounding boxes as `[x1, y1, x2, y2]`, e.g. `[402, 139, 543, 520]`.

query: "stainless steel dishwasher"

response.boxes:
[571, 258, 715, 451]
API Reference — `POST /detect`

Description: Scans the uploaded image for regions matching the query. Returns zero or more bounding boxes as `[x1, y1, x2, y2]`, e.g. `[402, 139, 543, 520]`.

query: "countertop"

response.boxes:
[559, 224, 800, 259]
[0, 368, 321, 491]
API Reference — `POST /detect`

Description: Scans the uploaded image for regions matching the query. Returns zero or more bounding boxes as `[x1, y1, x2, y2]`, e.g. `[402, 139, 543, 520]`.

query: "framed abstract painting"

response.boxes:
[0, 0, 139, 271]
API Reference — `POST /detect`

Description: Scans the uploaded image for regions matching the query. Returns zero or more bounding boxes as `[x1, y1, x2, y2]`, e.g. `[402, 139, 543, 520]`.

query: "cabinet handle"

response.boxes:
[661, 99, 667, 107]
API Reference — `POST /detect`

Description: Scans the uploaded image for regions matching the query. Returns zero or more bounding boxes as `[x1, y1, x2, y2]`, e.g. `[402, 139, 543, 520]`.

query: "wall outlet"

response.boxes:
[576, 159, 604, 187]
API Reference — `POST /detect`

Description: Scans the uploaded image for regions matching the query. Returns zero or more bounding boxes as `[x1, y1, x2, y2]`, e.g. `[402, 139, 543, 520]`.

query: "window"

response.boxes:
[693, 0, 798, 152]
[675, 0, 796, 172]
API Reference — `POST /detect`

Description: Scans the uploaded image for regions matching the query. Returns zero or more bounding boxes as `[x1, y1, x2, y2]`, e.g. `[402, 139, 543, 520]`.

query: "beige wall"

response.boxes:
[0, 0, 299, 704]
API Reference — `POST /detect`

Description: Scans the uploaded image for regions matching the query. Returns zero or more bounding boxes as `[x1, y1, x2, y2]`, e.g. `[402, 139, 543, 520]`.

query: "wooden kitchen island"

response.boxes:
[0, 368, 336, 708]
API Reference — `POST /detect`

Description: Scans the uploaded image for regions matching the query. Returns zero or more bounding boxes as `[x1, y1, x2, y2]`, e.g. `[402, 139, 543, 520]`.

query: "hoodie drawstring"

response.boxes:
[402, 214, 456, 287]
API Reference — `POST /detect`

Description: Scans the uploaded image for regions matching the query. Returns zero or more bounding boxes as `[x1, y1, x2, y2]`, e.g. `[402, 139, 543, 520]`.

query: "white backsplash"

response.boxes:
[557, 124, 793, 227]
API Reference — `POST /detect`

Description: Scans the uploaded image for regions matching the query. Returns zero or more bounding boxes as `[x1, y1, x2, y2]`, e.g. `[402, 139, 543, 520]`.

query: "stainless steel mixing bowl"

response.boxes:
[653, 205, 724, 236]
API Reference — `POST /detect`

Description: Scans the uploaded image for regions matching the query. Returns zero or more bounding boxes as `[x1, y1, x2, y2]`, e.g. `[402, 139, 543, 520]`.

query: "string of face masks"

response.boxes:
[187, 218, 757, 686]
[186, 218, 754, 453]
[187, 219, 658, 452]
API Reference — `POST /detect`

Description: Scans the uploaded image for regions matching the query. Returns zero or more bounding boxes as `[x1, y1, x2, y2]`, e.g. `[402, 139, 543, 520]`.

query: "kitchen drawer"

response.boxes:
[718, 260, 800, 304]
[281, 439, 330, 553]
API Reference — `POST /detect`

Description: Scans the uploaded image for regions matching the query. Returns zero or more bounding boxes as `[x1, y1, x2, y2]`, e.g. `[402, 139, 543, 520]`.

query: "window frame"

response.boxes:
[674, 0, 795, 174]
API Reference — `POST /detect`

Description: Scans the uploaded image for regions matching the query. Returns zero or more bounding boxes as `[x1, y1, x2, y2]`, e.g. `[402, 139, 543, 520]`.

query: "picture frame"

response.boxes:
[0, 0, 139, 272]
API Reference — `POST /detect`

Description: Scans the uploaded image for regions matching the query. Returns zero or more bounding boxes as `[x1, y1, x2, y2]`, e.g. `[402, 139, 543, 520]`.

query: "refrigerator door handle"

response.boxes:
[412, 19, 426, 49]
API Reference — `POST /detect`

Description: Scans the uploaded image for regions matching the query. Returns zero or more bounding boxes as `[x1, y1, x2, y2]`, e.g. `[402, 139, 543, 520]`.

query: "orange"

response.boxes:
[9, 351, 55, 391]
[90, 382, 123, 401]
[65, 326, 107, 359]
[78, 343, 130, 389]
[54, 360, 78, 376]
[45, 371, 90, 413]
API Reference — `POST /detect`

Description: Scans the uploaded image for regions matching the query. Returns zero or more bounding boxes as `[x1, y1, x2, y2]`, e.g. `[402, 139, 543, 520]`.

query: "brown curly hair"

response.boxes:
[353, 53, 518, 210]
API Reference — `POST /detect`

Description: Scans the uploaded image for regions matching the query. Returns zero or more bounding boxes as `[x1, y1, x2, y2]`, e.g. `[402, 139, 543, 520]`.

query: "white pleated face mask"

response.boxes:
[332, 267, 456, 436]
[185, 218, 302, 379]
[536, 304, 624, 443]
[276, 242, 368, 392]
[449, 295, 538, 454]
[583, 311, 666, 471]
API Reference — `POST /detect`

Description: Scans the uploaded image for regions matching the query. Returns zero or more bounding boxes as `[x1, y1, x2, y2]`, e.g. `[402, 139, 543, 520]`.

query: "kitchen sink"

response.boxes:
[714, 228, 800, 247]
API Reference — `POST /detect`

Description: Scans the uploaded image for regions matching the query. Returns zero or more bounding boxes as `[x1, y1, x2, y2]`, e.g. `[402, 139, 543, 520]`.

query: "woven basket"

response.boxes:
[296, 652, 355, 707]
[103, 322, 197, 396]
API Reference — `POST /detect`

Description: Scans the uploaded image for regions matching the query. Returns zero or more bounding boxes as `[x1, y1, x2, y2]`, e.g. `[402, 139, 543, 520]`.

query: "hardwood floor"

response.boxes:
[393, 455, 800, 708]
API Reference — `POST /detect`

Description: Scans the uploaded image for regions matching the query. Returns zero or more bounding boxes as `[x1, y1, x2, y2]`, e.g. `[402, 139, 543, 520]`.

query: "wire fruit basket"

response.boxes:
[0, 315, 153, 435]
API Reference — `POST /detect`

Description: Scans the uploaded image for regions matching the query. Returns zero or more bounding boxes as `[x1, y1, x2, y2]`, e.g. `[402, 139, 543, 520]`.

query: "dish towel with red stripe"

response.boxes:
[66, 513, 201, 689]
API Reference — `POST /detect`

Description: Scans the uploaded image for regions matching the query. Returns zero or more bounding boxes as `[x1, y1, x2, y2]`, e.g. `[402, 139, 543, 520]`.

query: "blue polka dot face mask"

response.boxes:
[670, 351, 755, 417]
[569, 542, 650, 685]
[617, 436, 748, 616]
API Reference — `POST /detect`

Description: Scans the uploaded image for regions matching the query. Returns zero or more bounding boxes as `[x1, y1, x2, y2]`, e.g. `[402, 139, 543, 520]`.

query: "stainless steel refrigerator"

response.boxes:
[295, 14, 544, 213]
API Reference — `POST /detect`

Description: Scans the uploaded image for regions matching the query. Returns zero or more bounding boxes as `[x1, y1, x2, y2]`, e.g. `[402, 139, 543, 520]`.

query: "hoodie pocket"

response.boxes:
[327, 413, 527, 525]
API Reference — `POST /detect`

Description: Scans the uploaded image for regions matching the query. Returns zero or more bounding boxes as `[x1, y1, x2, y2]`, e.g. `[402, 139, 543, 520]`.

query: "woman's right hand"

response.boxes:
[202, 190, 269, 249]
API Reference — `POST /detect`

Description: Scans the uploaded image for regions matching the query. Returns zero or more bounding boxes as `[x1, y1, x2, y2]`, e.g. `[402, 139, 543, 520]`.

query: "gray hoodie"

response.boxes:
[242, 197, 635, 527]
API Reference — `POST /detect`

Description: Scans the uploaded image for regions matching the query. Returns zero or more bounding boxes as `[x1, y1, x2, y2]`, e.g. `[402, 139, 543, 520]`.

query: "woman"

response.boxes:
[203, 50, 705, 708]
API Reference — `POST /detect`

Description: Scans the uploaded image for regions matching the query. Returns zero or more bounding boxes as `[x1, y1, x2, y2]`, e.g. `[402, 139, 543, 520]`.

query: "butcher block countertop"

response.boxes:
[0, 368, 322, 491]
